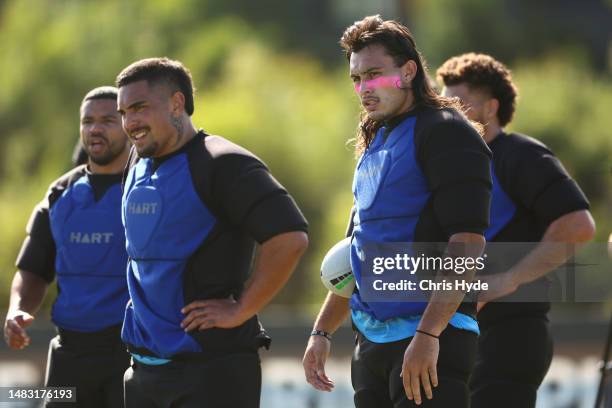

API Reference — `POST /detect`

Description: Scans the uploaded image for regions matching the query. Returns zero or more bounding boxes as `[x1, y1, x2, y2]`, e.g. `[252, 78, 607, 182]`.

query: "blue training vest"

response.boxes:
[121, 154, 217, 359]
[350, 116, 432, 321]
[484, 163, 516, 241]
[49, 175, 128, 332]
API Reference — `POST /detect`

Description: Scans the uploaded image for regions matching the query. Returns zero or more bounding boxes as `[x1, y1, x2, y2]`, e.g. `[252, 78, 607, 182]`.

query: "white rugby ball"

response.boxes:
[320, 237, 355, 298]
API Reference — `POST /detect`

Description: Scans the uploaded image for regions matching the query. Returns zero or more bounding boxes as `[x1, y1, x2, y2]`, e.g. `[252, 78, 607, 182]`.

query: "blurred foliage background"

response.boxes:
[0, 0, 610, 316]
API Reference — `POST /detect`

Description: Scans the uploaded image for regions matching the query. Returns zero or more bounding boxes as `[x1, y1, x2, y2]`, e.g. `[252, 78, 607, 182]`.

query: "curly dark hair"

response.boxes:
[437, 53, 518, 127]
[340, 15, 466, 155]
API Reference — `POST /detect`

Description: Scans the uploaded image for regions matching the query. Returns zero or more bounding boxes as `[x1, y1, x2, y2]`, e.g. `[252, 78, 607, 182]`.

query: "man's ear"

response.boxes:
[171, 91, 186, 114]
[400, 60, 418, 83]
[485, 98, 500, 122]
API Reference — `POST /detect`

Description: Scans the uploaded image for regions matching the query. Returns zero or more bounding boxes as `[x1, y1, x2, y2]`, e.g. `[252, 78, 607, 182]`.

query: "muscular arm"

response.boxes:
[417, 232, 486, 336]
[480, 139, 594, 304]
[401, 231, 485, 404]
[5, 194, 56, 350]
[303, 292, 350, 392]
[4, 270, 49, 349]
[405, 114, 491, 404]
[304, 206, 354, 392]
[480, 210, 596, 304]
[181, 231, 308, 330]
[412, 116, 491, 335]
[235, 231, 309, 319]
[311, 207, 354, 334]
[512, 210, 595, 285]
[9, 270, 48, 315]
[312, 292, 350, 334]
[181, 142, 309, 330]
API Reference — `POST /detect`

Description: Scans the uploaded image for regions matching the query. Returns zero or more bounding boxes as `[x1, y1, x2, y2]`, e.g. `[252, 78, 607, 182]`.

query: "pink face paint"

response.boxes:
[354, 75, 401, 93]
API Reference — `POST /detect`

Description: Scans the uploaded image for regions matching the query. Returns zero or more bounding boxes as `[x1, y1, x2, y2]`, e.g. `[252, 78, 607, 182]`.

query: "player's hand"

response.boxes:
[303, 335, 334, 392]
[476, 270, 520, 311]
[401, 332, 439, 405]
[4, 311, 35, 350]
[180, 297, 248, 331]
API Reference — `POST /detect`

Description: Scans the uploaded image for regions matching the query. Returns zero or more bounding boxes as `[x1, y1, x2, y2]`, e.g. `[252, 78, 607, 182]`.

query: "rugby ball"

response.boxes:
[320, 237, 355, 298]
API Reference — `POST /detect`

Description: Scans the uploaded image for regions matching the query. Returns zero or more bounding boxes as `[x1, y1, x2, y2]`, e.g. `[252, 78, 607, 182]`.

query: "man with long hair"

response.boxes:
[438, 52, 595, 408]
[303, 16, 492, 407]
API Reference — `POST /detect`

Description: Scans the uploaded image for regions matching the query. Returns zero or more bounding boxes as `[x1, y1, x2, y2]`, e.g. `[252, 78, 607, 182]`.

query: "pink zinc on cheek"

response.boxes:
[354, 75, 401, 93]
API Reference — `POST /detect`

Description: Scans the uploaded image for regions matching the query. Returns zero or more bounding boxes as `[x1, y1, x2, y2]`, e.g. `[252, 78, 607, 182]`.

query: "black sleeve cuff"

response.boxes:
[434, 181, 491, 237]
[15, 204, 56, 282]
[243, 192, 309, 243]
[16, 237, 55, 283]
[532, 178, 590, 225]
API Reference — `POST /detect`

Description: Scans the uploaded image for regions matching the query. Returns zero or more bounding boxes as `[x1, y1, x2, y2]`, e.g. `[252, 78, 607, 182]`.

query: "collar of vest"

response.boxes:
[383, 110, 415, 129]
[371, 114, 417, 152]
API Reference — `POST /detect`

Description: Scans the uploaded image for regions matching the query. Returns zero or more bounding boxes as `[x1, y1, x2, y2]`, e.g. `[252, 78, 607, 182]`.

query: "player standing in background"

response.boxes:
[303, 16, 492, 407]
[438, 52, 596, 408]
[116, 57, 309, 408]
[3, 86, 131, 407]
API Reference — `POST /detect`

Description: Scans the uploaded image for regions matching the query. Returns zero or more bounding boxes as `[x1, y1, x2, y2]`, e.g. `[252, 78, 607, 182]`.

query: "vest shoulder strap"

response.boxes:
[121, 146, 140, 192]
[185, 131, 229, 224]
[48, 165, 88, 209]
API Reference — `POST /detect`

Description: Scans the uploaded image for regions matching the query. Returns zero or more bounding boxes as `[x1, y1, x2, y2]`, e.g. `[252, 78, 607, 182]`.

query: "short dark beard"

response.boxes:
[87, 146, 115, 166]
[89, 153, 114, 166]
[137, 142, 159, 158]
[171, 115, 184, 147]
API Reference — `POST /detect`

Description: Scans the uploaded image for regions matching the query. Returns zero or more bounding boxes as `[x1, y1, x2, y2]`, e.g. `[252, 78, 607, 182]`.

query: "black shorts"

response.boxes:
[470, 316, 553, 408]
[351, 325, 477, 408]
[124, 351, 261, 408]
[44, 326, 130, 408]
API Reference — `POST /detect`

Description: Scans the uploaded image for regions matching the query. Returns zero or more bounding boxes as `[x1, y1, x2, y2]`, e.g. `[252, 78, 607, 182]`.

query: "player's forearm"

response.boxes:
[511, 210, 595, 286]
[8, 270, 48, 316]
[418, 269, 477, 336]
[313, 292, 350, 334]
[417, 232, 485, 336]
[237, 231, 308, 318]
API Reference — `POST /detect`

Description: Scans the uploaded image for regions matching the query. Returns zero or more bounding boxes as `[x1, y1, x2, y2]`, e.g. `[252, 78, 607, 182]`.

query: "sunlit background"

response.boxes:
[0, 0, 611, 406]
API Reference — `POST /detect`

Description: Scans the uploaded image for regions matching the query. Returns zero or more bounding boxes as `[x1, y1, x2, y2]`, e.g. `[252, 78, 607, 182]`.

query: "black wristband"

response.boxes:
[415, 329, 439, 339]
[311, 329, 332, 341]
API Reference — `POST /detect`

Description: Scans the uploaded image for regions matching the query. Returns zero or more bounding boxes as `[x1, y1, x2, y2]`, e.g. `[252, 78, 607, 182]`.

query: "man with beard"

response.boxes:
[116, 58, 308, 408]
[303, 16, 492, 408]
[4, 86, 131, 407]
[437, 53, 595, 408]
